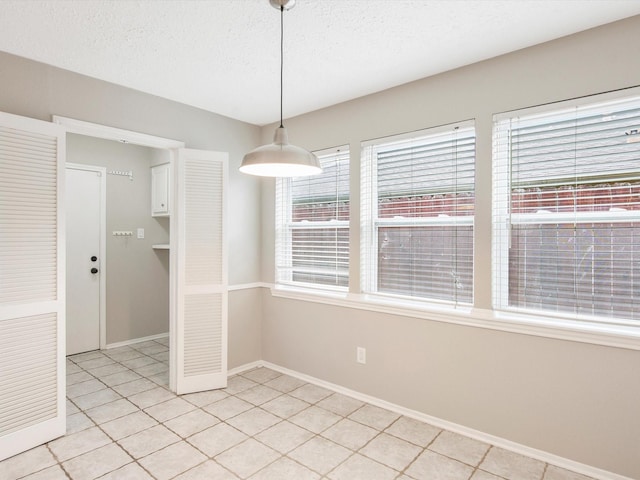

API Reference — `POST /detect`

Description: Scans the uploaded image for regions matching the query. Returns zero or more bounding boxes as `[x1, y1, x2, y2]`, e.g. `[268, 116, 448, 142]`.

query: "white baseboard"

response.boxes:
[244, 361, 632, 480]
[104, 332, 169, 350]
[228, 360, 264, 377]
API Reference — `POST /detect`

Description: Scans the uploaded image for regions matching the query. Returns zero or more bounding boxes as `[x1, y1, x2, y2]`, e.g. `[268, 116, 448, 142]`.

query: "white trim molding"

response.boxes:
[228, 282, 270, 292]
[227, 361, 263, 377]
[52, 116, 185, 149]
[270, 285, 640, 351]
[104, 332, 169, 350]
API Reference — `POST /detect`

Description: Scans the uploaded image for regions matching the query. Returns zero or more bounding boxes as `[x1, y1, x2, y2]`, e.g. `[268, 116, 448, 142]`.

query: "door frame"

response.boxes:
[53, 116, 185, 391]
[65, 162, 107, 350]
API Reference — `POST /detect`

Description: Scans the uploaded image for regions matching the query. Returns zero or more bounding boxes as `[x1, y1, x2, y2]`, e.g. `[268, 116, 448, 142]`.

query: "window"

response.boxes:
[493, 95, 640, 325]
[276, 147, 350, 289]
[361, 122, 475, 305]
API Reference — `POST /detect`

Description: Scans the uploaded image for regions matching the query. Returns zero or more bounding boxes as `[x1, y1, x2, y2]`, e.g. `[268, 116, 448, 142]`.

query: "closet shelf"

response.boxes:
[152, 244, 170, 250]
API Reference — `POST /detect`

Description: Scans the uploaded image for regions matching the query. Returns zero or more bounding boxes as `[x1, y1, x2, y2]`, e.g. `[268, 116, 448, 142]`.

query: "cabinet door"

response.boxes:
[151, 163, 170, 216]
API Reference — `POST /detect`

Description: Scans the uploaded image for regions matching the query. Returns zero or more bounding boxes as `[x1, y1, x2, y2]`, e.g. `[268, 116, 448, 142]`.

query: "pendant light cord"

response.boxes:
[279, 5, 284, 128]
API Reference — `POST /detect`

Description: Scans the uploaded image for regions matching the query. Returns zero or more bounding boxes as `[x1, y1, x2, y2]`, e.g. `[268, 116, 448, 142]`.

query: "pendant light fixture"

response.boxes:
[239, 0, 322, 177]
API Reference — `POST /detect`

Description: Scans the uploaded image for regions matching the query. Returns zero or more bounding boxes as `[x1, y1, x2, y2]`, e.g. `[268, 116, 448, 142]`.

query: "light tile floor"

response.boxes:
[1, 338, 596, 480]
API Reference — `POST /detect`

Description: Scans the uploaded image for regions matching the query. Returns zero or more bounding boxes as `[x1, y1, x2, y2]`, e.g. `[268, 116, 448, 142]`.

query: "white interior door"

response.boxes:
[0, 111, 66, 460]
[66, 164, 104, 355]
[172, 148, 228, 395]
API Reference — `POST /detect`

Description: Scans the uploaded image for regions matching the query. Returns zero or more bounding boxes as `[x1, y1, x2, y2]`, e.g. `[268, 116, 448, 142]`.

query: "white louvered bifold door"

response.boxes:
[0, 112, 66, 460]
[175, 149, 228, 395]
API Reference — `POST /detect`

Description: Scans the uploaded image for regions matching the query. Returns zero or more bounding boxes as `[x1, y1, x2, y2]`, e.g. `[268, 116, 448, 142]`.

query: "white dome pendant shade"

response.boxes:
[240, 126, 321, 177]
[239, 0, 322, 178]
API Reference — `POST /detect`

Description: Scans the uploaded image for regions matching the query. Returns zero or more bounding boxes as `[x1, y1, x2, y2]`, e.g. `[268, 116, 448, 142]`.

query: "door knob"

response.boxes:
[91, 268, 99, 274]
[91, 256, 97, 262]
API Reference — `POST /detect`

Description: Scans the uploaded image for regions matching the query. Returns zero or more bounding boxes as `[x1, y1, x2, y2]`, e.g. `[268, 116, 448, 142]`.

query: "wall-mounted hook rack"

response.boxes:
[108, 170, 133, 181]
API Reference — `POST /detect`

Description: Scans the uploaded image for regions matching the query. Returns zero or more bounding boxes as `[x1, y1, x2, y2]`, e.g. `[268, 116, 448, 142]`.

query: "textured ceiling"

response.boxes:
[1, 0, 639, 126]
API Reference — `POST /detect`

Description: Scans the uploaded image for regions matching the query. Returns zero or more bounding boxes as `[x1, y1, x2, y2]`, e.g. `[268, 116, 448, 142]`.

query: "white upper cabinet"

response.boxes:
[151, 163, 171, 216]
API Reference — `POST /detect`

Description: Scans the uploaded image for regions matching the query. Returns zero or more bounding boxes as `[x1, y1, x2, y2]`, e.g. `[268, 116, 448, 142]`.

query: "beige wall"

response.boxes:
[259, 16, 640, 478]
[0, 50, 263, 368]
[67, 134, 170, 344]
[228, 288, 263, 369]
[0, 50, 263, 287]
[2, 13, 640, 476]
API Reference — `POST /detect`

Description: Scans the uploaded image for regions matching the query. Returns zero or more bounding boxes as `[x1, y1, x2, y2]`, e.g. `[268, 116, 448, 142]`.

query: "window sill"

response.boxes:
[269, 285, 640, 351]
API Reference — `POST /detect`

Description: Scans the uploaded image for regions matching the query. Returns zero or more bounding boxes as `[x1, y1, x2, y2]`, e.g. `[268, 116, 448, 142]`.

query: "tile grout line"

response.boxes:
[94, 340, 173, 479]
[67, 348, 157, 478]
[394, 427, 445, 480]
[64, 341, 172, 479]
[542, 462, 550, 480]
[238, 376, 343, 479]
[220, 370, 319, 478]
[235, 370, 331, 479]
[18, 348, 586, 480]
[234, 370, 466, 480]
[229, 370, 337, 478]
[234, 370, 413, 479]
[135, 366, 288, 479]
[45, 443, 72, 480]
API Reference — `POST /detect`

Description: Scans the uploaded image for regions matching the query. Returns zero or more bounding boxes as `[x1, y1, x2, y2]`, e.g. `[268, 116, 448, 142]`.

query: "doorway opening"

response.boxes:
[55, 115, 185, 391]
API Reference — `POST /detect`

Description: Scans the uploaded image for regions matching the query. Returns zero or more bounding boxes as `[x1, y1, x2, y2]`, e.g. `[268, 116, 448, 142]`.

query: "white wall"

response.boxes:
[259, 16, 640, 478]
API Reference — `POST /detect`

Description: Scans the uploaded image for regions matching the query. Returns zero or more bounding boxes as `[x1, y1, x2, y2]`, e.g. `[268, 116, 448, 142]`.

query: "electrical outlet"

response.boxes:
[137, 228, 144, 239]
[356, 347, 366, 364]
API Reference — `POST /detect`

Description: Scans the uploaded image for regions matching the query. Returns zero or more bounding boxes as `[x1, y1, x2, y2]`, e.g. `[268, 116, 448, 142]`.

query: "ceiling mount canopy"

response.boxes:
[239, 0, 322, 177]
[269, 0, 296, 10]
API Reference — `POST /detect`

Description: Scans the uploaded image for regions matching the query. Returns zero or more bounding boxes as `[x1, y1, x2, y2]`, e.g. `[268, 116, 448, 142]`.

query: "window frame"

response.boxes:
[360, 120, 476, 307]
[275, 145, 350, 292]
[492, 91, 640, 329]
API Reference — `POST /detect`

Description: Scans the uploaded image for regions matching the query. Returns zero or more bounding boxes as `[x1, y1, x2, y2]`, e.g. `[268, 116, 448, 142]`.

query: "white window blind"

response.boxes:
[276, 147, 350, 289]
[493, 95, 640, 325]
[361, 122, 475, 305]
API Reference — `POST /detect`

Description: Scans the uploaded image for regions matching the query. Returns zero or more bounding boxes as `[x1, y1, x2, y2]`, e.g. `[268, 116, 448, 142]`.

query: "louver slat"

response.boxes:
[0, 125, 57, 304]
[184, 294, 222, 376]
[0, 314, 57, 436]
[185, 162, 223, 286]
